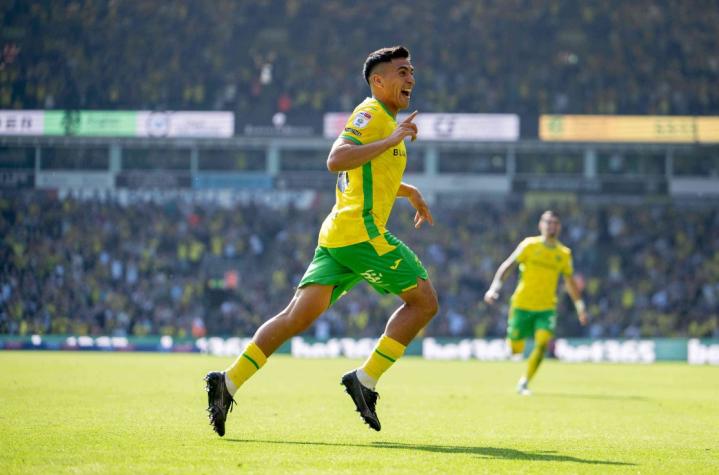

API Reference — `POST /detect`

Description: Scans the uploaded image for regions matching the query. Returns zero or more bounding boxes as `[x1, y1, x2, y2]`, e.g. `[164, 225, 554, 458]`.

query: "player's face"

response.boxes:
[539, 214, 561, 238]
[383, 58, 415, 110]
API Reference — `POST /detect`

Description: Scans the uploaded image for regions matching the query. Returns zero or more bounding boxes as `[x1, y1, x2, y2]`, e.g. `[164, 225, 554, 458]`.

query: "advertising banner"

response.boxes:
[116, 171, 192, 189]
[0, 110, 44, 135]
[540, 114, 719, 143]
[36, 171, 115, 190]
[0, 110, 234, 137]
[44, 111, 137, 136]
[136, 111, 234, 138]
[696, 117, 719, 142]
[3, 336, 718, 364]
[0, 170, 34, 189]
[192, 172, 273, 190]
[324, 113, 519, 141]
[513, 177, 668, 195]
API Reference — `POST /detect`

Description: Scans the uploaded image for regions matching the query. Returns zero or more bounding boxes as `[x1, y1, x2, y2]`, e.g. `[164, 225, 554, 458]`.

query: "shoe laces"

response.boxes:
[363, 387, 379, 411]
[225, 394, 236, 413]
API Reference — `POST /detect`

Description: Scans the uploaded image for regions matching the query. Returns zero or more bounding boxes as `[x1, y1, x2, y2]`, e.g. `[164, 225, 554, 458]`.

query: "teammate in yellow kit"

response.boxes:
[204, 46, 438, 435]
[484, 210, 588, 395]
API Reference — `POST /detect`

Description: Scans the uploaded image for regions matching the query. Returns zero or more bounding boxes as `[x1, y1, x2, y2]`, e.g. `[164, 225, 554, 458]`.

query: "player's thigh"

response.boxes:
[299, 246, 363, 305]
[507, 307, 534, 341]
[287, 284, 335, 320]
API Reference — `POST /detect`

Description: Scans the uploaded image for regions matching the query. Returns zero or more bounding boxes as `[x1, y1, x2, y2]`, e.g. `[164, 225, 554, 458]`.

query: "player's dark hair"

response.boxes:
[542, 210, 560, 221]
[363, 46, 411, 85]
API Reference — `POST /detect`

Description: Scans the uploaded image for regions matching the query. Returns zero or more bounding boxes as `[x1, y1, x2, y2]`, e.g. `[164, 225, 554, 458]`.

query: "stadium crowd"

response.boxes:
[2, 1, 718, 133]
[1, 191, 717, 340]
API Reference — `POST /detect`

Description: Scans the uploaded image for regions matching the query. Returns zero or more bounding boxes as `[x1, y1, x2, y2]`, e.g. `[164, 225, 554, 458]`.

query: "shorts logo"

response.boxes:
[344, 127, 362, 136]
[352, 111, 372, 129]
[361, 269, 383, 284]
[390, 258, 402, 270]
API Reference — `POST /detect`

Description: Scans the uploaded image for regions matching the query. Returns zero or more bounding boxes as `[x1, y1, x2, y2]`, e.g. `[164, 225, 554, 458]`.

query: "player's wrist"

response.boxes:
[489, 280, 502, 295]
[574, 299, 586, 314]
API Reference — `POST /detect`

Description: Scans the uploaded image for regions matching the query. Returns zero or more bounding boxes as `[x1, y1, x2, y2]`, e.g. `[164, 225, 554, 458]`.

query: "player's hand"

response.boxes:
[386, 110, 419, 146]
[407, 186, 433, 228]
[578, 310, 589, 326]
[483, 290, 499, 305]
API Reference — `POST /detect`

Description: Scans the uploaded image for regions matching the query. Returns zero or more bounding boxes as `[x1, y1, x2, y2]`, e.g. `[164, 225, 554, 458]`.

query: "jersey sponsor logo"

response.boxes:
[393, 148, 406, 157]
[360, 269, 383, 284]
[390, 258, 402, 270]
[344, 127, 362, 136]
[352, 111, 372, 129]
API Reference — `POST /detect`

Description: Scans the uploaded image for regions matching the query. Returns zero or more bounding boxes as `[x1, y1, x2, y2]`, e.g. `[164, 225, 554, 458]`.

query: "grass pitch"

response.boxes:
[1, 352, 717, 474]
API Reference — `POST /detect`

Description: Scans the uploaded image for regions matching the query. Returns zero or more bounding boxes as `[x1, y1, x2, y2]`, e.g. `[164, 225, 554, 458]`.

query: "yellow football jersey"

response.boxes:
[510, 236, 574, 311]
[318, 97, 406, 251]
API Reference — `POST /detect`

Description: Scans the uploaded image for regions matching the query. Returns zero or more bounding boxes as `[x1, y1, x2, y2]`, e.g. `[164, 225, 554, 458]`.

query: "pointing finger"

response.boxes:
[402, 110, 419, 123]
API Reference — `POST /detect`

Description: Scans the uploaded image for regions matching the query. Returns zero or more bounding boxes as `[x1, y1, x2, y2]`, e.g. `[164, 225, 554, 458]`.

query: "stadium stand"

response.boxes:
[1, 191, 717, 339]
[1, 1, 718, 134]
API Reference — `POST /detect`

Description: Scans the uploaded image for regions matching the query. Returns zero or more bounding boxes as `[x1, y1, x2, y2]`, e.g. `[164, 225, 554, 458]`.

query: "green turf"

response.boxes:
[1, 352, 717, 474]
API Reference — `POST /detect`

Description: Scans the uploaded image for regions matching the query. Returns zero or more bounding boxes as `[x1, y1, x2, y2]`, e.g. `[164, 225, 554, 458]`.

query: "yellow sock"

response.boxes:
[225, 341, 267, 390]
[509, 339, 525, 355]
[361, 335, 406, 381]
[525, 329, 552, 381]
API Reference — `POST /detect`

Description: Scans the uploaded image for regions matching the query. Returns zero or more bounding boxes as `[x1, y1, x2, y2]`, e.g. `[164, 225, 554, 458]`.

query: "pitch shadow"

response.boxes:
[226, 438, 635, 466]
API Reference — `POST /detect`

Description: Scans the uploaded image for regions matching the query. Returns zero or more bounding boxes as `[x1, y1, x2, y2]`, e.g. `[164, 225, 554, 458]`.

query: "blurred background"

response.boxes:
[1, 0, 718, 343]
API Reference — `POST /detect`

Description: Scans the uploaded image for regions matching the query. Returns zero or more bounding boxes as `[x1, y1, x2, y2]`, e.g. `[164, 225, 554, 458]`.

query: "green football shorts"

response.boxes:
[299, 232, 429, 305]
[507, 307, 557, 341]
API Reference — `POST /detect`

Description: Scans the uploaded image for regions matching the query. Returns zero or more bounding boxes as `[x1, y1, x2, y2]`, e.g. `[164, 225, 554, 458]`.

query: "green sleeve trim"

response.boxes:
[340, 134, 362, 145]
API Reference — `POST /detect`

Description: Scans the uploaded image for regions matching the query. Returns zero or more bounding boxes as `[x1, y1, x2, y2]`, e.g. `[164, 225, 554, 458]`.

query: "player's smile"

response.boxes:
[400, 87, 412, 103]
[388, 59, 414, 110]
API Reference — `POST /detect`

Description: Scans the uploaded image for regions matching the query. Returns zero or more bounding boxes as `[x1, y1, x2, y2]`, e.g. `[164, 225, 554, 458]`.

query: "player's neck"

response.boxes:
[372, 95, 397, 118]
[541, 235, 558, 246]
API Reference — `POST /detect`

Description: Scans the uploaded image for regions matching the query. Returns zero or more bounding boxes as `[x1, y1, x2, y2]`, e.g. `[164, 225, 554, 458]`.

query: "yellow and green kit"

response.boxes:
[507, 236, 574, 339]
[300, 97, 427, 304]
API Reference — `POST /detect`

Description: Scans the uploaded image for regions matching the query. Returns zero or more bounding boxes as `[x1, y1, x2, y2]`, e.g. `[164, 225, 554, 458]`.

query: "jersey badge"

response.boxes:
[352, 111, 372, 129]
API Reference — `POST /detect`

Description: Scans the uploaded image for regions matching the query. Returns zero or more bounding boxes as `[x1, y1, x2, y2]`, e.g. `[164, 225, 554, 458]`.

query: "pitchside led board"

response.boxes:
[0, 110, 234, 137]
[540, 114, 719, 143]
[324, 112, 520, 141]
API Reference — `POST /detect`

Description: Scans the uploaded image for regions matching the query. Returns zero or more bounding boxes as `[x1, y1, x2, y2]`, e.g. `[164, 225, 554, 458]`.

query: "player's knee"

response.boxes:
[510, 340, 525, 355]
[420, 282, 439, 318]
[425, 294, 439, 319]
[535, 343, 548, 353]
[416, 289, 438, 321]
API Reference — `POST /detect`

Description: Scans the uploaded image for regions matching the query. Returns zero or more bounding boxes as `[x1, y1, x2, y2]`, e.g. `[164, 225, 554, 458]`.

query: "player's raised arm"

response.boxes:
[564, 275, 588, 326]
[397, 182, 433, 228]
[326, 111, 419, 172]
[483, 243, 523, 304]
